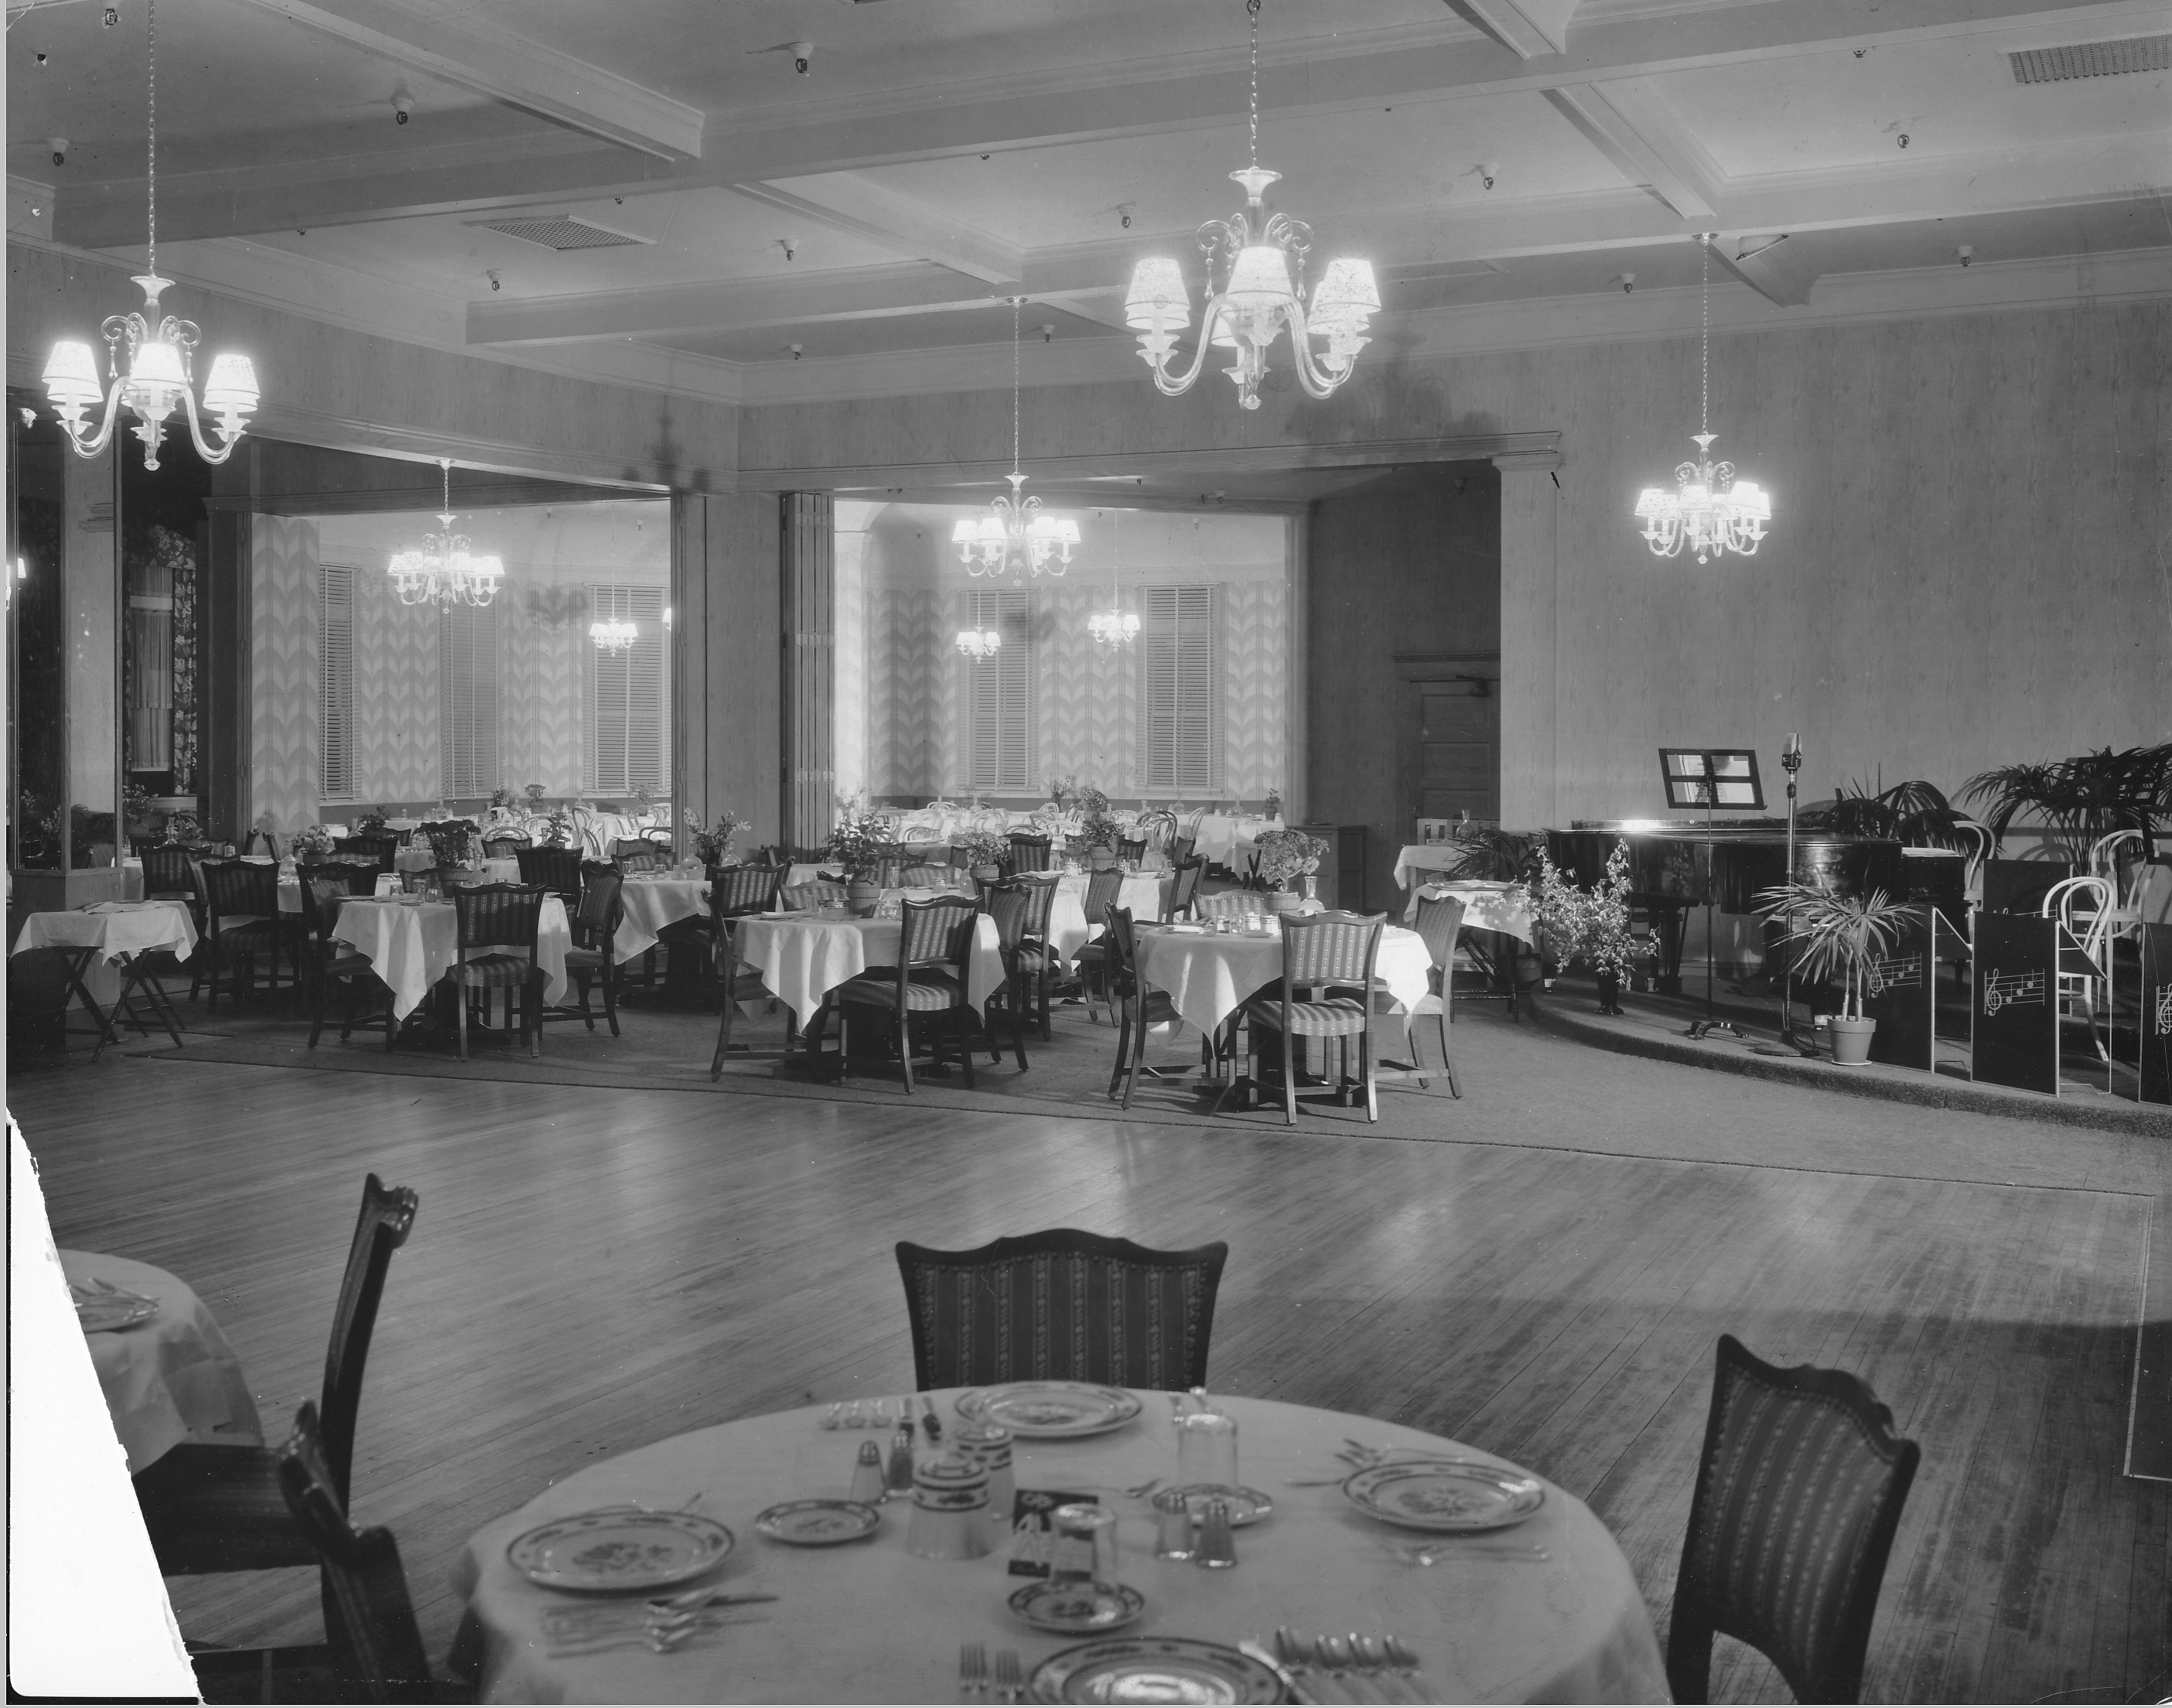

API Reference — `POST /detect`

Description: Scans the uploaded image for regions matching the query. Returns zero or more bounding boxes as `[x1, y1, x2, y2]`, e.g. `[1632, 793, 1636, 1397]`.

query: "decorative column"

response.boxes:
[780, 492, 835, 854]
[1494, 449, 1562, 831]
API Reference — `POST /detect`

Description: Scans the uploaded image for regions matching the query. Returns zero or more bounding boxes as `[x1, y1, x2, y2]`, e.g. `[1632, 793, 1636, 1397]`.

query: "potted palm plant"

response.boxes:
[1754, 883, 1918, 1064]
[1962, 743, 2171, 859]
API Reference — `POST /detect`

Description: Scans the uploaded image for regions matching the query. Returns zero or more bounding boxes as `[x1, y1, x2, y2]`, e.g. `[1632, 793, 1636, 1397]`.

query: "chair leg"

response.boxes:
[1362, 1023, 1378, 1122]
[1121, 1006, 1149, 1112]
[957, 1008, 976, 1090]
[1281, 1029, 1298, 1126]
[1108, 1002, 1133, 1099]
[1008, 994, 1028, 1072]
[456, 979, 469, 1061]
[307, 962, 327, 1049]
[1438, 1008, 1461, 1098]
[1037, 958, 1053, 1042]
[711, 983, 737, 1080]
[896, 1006, 914, 1094]
[528, 974, 542, 1058]
[575, 969, 596, 1031]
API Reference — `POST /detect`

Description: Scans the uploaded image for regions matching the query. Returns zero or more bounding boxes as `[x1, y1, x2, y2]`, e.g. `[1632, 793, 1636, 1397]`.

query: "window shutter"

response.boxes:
[439, 598, 500, 798]
[1139, 586, 1221, 793]
[319, 565, 354, 801]
[586, 586, 670, 795]
[964, 589, 1035, 791]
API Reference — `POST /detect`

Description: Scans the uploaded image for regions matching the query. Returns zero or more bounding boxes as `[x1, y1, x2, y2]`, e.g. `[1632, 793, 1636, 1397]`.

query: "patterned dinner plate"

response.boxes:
[753, 1499, 882, 1546]
[1340, 1460, 1545, 1532]
[506, 1509, 735, 1590]
[955, 1382, 1143, 1439]
[1008, 1577, 1147, 1635]
[72, 1283, 159, 1334]
[1028, 1635, 1283, 1703]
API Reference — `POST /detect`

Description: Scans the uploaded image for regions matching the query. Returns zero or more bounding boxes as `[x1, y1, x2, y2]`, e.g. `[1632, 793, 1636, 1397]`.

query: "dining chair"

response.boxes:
[512, 844, 583, 907]
[479, 832, 531, 860]
[333, 835, 401, 884]
[297, 873, 395, 1051]
[2041, 874, 2115, 1063]
[199, 857, 301, 1009]
[783, 879, 849, 911]
[1194, 890, 1252, 921]
[1171, 833, 1198, 866]
[1166, 855, 1205, 921]
[398, 866, 457, 896]
[241, 828, 279, 859]
[133, 1177, 420, 1664]
[834, 896, 979, 1093]
[894, 1228, 1229, 1390]
[708, 863, 788, 1073]
[977, 881, 1036, 1072]
[1101, 906, 1192, 1109]
[1406, 890, 1467, 1097]
[610, 837, 666, 874]
[900, 862, 954, 888]
[140, 841, 197, 904]
[1067, 868, 1130, 1021]
[1010, 871, 1064, 1039]
[1006, 832, 1053, 874]
[447, 883, 548, 1060]
[1115, 835, 1149, 867]
[1244, 909, 1388, 1125]
[1666, 1334, 1920, 1705]
[554, 866, 625, 1037]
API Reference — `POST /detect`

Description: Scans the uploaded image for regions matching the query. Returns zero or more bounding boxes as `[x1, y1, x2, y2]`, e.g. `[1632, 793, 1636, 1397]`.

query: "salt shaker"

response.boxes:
[1194, 1495, 1238, 1570]
[848, 1439, 887, 1505]
[1152, 1488, 1196, 1560]
[886, 1423, 917, 1494]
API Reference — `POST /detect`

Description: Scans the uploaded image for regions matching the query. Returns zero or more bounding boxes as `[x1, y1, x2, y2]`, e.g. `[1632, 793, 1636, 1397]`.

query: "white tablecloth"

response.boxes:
[451, 1391, 1666, 1705]
[1048, 872, 1173, 966]
[60, 1249, 261, 1474]
[733, 913, 1005, 1027]
[1401, 876, 1538, 941]
[614, 875, 713, 962]
[331, 896, 572, 1020]
[11, 900, 199, 1007]
[1193, 813, 1283, 867]
[1136, 921, 1433, 1037]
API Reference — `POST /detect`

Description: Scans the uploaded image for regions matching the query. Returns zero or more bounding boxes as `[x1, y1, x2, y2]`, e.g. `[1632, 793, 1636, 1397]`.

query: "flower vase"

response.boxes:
[1265, 888, 1303, 915]
[1301, 875, 1318, 904]
[1088, 848, 1116, 872]
[1595, 969, 1624, 1015]
[846, 877, 882, 918]
[971, 863, 1001, 884]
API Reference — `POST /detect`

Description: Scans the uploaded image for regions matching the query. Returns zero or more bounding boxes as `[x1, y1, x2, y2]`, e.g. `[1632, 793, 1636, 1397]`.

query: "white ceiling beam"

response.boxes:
[1543, 78, 1722, 219]
[729, 175, 1024, 285]
[224, 0, 702, 159]
[1709, 235, 1819, 307]
[1449, 0, 1582, 59]
[53, 0, 2158, 248]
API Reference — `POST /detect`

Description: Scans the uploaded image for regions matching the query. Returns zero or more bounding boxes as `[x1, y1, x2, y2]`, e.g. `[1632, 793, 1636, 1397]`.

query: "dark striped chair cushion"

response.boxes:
[1244, 996, 1369, 1036]
[838, 969, 965, 1011]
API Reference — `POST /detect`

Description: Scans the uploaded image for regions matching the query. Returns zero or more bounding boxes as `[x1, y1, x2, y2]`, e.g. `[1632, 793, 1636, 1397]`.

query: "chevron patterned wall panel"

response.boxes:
[348, 556, 440, 807]
[1042, 583, 1139, 798]
[1222, 579, 1285, 799]
[868, 586, 949, 799]
[500, 583, 586, 798]
[249, 517, 320, 833]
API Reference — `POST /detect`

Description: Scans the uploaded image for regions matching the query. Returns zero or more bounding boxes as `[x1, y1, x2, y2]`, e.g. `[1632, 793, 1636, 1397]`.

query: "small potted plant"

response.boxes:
[164, 809, 202, 846]
[1529, 844, 1634, 1013]
[290, 824, 336, 866]
[1263, 787, 1283, 822]
[828, 801, 897, 915]
[353, 808, 389, 839]
[542, 808, 574, 849]
[691, 810, 753, 867]
[1254, 829, 1328, 911]
[1076, 787, 1121, 870]
[1755, 882, 1917, 1064]
[1047, 774, 1077, 813]
[958, 829, 1009, 883]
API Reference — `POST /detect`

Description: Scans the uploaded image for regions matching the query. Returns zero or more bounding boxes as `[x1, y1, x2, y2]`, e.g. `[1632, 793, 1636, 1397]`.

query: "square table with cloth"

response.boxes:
[1135, 917, 1431, 1040]
[12, 898, 199, 1013]
[331, 895, 571, 1020]
[1192, 811, 1284, 867]
[731, 911, 1005, 1030]
[1046, 870, 1173, 967]
[613, 873, 715, 962]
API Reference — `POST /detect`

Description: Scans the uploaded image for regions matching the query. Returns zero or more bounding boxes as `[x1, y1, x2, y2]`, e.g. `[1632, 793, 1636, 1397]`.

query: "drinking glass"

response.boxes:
[1176, 1409, 1239, 1491]
[1048, 1503, 1118, 1583]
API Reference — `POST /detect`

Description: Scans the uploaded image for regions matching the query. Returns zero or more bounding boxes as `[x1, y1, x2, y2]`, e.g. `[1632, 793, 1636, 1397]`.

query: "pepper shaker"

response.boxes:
[1194, 1495, 1238, 1570]
[848, 1439, 887, 1505]
[886, 1423, 917, 1494]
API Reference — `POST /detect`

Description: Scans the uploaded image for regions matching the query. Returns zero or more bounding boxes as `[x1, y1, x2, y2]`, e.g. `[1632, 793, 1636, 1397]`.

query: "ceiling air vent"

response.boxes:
[2008, 34, 2169, 84]
[474, 216, 651, 252]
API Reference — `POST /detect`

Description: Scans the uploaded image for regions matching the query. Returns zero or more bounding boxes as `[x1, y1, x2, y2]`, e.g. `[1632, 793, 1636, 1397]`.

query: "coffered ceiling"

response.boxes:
[8, 0, 2168, 405]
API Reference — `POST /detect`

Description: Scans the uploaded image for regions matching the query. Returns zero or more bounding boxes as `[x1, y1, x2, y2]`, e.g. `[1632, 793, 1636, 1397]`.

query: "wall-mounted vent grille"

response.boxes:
[2009, 34, 2169, 84]
[474, 216, 651, 251]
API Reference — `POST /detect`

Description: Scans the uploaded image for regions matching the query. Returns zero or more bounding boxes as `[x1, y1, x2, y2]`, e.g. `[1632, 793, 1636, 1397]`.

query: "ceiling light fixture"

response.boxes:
[589, 618, 637, 654]
[1086, 510, 1139, 650]
[1632, 234, 1772, 565]
[42, 0, 258, 470]
[388, 459, 504, 609]
[951, 298, 1080, 576]
[955, 624, 1002, 660]
[1122, 0, 1377, 412]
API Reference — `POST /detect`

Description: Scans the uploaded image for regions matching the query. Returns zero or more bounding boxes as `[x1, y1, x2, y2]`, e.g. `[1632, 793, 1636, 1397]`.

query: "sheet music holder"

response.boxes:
[1658, 749, 1765, 1040]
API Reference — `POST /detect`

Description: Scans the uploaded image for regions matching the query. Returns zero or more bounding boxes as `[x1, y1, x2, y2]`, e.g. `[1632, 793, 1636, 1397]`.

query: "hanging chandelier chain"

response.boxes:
[1247, 0, 1261, 171]
[1012, 295, 1021, 475]
[1699, 233, 1709, 439]
[146, 0, 156, 278]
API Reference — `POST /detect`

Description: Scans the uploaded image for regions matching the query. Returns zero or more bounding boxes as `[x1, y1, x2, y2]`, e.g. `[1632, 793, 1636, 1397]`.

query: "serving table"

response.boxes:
[450, 1390, 1665, 1704]
[60, 1249, 261, 1474]
[10, 900, 199, 1051]
[330, 895, 572, 1021]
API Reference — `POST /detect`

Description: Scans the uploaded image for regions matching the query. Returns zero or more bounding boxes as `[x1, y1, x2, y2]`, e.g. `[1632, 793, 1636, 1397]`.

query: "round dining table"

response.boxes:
[450, 1390, 1666, 1704]
[60, 1249, 262, 1474]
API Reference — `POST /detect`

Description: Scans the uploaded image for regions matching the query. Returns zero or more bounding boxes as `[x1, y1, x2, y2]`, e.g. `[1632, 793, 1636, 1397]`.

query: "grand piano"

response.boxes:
[1545, 820, 1958, 993]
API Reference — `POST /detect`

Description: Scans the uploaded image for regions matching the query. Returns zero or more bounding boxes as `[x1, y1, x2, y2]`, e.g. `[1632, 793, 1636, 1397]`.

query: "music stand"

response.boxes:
[1658, 748, 1764, 1040]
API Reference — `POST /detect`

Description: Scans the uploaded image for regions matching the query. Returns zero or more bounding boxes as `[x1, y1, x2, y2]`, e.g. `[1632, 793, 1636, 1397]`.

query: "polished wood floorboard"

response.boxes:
[10, 1050, 2168, 1704]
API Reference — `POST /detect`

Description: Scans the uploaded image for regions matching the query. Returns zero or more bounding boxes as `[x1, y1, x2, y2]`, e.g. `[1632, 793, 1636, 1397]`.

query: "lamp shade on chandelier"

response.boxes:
[1124, 3, 1378, 411]
[43, 0, 258, 470]
[951, 299, 1081, 579]
[1633, 235, 1773, 565]
[589, 619, 637, 654]
[1088, 606, 1141, 650]
[388, 459, 504, 610]
[955, 625, 1002, 660]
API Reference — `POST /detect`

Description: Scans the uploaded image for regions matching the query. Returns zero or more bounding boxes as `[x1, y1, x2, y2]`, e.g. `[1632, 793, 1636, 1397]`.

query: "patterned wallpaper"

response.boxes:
[865, 586, 950, 798]
[249, 516, 320, 834]
[346, 554, 440, 807]
[1221, 579, 1285, 800]
[499, 581, 586, 798]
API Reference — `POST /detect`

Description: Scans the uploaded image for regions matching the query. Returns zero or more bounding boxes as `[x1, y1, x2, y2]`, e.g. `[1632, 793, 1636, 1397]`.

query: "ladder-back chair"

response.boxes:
[448, 884, 548, 1060]
[835, 896, 979, 1093]
[709, 863, 787, 1071]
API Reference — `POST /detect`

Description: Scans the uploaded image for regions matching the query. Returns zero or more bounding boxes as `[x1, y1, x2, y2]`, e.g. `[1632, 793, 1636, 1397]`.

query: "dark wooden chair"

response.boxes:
[134, 1177, 418, 1672]
[835, 896, 979, 1093]
[140, 842, 197, 904]
[297, 873, 394, 1050]
[198, 858, 300, 1009]
[894, 1228, 1228, 1391]
[783, 878, 849, 911]
[446, 884, 548, 1060]
[1167, 855, 1205, 921]
[398, 866, 461, 896]
[1101, 905, 1190, 1110]
[512, 844, 582, 907]
[1067, 868, 1130, 1020]
[1115, 835, 1149, 866]
[1406, 890, 1467, 1097]
[1006, 832, 1052, 874]
[1006, 872, 1064, 1040]
[709, 863, 787, 1073]
[610, 837, 665, 874]
[334, 835, 401, 884]
[899, 863, 955, 887]
[480, 831, 531, 860]
[1171, 833, 1197, 866]
[554, 866, 624, 1037]
[1244, 909, 1387, 1125]
[1667, 1334, 1921, 1705]
[977, 881, 1036, 1072]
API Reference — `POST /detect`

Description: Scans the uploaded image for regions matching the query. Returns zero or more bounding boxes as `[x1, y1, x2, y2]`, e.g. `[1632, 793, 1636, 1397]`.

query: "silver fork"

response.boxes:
[959, 1641, 989, 1701]
[993, 1648, 1025, 1703]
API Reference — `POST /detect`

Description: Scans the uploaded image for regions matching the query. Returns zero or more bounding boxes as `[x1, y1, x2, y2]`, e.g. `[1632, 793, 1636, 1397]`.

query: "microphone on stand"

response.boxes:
[1778, 733, 1818, 1055]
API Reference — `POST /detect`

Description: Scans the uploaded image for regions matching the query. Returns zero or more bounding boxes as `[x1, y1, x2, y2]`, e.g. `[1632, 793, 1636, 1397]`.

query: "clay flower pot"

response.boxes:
[1825, 1016, 1877, 1064]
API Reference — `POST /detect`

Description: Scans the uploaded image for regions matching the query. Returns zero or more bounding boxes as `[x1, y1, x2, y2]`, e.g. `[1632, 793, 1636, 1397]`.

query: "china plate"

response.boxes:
[72, 1283, 159, 1333]
[753, 1499, 881, 1546]
[955, 1382, 1143, 1439]
[1029, 1635, 1283, 1703]
[505, 1509, 736, 1591]
[1163, 1484, 1274, 1527]
[1008, 1577, 1147, 1635]
[1340, 1460, 1545, 1533]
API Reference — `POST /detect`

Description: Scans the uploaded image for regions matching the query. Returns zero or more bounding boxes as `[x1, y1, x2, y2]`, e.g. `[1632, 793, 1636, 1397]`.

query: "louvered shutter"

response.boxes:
[319, 565, 354, 801]
[439, 598, 500, 798]
[1140, 586, 1221, 792]
[585, 586, 670, 795]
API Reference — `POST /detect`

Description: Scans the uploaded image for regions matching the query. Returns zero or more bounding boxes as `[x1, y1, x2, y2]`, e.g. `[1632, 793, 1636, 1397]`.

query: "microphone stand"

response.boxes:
[1778, 740, 1813, 1053]
[1685, 771, 1743, 1040]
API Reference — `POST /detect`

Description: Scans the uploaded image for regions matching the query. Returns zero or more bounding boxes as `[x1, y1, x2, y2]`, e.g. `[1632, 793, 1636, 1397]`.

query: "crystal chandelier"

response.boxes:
[388, 459, 504, 609]
[951, 300, 1080, 577]
[1086, 511, 1139, 650]
[1633, 234, 1773, 565]
[955, 624, 1002, 660]
[43, 0, 258, 471]
[1123, 0, 1377, 412]
[589, 619, 637, 654]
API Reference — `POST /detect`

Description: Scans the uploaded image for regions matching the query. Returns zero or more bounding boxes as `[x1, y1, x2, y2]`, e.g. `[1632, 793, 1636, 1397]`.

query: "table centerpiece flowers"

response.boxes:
[691, 811, 753, 868]
[958, 830, 1009, 883]
[290, 824, 337, 865]
[1255, 828, 1330, 911]
[828, 802, 899, 915]
[1076, 787, 1122, 869]
[162, 809, 202, 846]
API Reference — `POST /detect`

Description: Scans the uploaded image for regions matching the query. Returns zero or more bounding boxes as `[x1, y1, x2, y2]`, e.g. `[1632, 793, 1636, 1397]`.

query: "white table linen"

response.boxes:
[451, 1390, 1666, 1706]
[1136, 921, 1432, 1037]
[614, 874, 713, 962]
[330, 896, 572, 1020]
[732, 913, 1004, 1027]
[60, 1249, 261, 1474]
[1047, 872, 1172, 966]
[1192, 812, 1283, 866]
[11, 900, 199, 1006]
[1400, 876, 1537, 941]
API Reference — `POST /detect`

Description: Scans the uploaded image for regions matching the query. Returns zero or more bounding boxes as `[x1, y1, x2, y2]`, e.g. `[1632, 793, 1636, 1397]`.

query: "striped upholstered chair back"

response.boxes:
[894, 1228, 1229, 1391]
[1667, 1334, 1920, 1705]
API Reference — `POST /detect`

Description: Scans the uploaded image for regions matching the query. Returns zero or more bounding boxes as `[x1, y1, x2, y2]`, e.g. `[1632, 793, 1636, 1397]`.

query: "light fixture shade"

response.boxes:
[200, 353, 259, 414]
[1030, 515, 1081, 545]
[1632, 487, 1678, 519]
[951, 519, 979, 545]
[1309, 258, 1380, 330]
[1224, 244, 1295, 307]
[1125, 258, 1190, 330]
[128, 338, 186, 389]
[1726, 481, 1771, 521]
[43, 340, 102, 405]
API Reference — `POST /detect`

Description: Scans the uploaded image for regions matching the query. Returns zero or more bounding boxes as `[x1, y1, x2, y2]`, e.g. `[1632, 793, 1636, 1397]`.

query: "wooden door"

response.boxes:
[1397, 656, 1499, 828]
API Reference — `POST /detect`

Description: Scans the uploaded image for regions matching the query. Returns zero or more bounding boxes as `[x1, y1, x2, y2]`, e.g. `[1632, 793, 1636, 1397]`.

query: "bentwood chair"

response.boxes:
[1666, 1334, 1920, 1704]
[1101, 906, 1191, 1109]
[1006, 832, 1053, 874]
[555, 866, 625, 1037]
[977, 881, 1036, 1072]
[1115, 835, 1149, 867]
[835, 896, 979, 1093]
[199, 858, 301, 1008]
[709, 863, 787, 1073]
[1407, 890, 1467, 1096]
[446, 883, 548, 1060]
[513, 844, 583, 907]
[894, 1228, 1229, 1391]
[2042, 874, 2116, 1063]
[1067, 868, 1130, 1020]
[1244, 909, 1388, 1125]
[134, 1177, 419, 1672]
[297, 873, 394, 1050]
